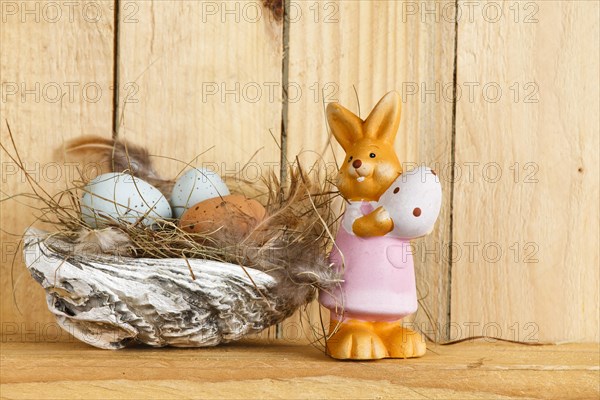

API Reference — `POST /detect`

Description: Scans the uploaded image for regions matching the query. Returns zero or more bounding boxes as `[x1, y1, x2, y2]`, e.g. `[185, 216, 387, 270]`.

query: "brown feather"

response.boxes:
[211, 167, 342, 314]
[64, 135, 175, 196]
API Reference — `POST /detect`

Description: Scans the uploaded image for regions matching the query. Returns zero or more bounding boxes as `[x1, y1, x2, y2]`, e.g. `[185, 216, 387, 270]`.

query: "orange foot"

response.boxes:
[326, 320, 388, 360]
[373, 321, 427, 358]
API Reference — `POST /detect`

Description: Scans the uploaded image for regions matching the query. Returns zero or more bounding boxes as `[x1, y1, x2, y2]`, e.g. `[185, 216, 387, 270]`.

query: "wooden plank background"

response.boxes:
[116, 0, 283, 178]
[452, 0, 599, 342]
[1, 0, 598, 344]
[0, 0, 116, 339]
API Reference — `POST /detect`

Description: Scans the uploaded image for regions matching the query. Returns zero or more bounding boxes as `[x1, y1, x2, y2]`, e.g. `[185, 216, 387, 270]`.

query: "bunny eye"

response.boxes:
[369, 153, 376, 158]
[348, 156, 353, 163]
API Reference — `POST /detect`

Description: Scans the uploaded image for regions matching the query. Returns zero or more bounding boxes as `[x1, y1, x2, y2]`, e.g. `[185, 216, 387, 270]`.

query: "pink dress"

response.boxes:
[319, 202, 418, 322]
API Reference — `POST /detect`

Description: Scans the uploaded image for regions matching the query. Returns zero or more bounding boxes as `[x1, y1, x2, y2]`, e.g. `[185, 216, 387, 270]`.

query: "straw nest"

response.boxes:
[3, 127, 343, 348]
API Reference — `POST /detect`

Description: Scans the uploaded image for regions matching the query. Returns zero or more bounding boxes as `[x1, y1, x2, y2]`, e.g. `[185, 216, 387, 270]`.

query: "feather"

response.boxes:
[64, 136, 174, 196]
[208, 167, 342, 315]
[74, 227, 134, 257]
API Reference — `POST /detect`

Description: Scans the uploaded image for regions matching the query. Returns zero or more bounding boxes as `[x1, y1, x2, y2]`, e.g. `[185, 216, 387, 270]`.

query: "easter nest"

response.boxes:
[3, 127, 342, 349]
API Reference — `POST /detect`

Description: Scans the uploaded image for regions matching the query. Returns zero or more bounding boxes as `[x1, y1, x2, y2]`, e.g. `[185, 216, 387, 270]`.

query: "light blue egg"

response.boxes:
[170, 168, 229, 218]
[81, 172, 172, 228]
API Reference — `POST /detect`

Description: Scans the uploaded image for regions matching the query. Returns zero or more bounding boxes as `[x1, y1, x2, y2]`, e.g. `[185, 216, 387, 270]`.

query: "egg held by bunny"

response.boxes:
[378, 166, 442, 240]
[318, 91, 441, 360]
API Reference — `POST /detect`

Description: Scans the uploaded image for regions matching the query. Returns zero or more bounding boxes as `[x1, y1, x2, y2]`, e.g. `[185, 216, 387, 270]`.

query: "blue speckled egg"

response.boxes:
[81, 172, 172, 228]
[170, 168, 230, 218]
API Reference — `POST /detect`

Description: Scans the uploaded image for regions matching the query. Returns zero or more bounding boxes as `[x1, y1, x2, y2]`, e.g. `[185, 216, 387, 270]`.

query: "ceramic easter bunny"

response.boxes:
[319, 91, 442, 360]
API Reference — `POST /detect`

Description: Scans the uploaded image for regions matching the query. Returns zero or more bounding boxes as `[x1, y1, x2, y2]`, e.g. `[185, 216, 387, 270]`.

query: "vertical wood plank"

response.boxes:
[285, 0, 456, 342]
[0, 1, 115, 338]
[116, 0, 283, 338]
[116, 0, 283, 180]
[452, 1, 599, 342]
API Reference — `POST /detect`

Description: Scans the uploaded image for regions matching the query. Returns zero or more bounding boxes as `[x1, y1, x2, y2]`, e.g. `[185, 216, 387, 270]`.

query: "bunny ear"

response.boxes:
[326, 102, 364, 152]
[363, 91, 402, 144]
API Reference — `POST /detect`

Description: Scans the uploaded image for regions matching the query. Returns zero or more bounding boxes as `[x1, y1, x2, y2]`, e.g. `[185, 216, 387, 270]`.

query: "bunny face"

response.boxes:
[336, 138, 402, 201]
[327, 91, 403, 202]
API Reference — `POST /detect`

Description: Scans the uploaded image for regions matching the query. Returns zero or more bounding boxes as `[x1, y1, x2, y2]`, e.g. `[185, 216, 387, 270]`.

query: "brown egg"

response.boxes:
[179, 194, 266, 239]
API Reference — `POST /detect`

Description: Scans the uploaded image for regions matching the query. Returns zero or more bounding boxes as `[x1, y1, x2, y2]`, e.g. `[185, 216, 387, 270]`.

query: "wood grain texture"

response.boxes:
[1, 341, 598, 399]
[452, 1, 600, 342]
[0, 1, 115, 334]
[116, 0, 283, 181]
[284, 0, 456, 340]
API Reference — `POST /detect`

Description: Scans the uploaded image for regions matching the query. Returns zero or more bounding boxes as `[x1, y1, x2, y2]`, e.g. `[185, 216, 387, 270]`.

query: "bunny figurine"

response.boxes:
[319, 91, 442, 360]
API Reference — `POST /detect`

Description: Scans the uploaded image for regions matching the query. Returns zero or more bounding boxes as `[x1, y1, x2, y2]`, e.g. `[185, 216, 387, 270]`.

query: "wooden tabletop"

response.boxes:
[1, 340, 598, 399]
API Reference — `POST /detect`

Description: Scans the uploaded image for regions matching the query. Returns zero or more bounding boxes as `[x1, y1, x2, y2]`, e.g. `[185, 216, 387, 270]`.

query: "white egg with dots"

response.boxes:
[170, 168, 230, 218]
[80, 172, 172, 228]
[378, 166, 442, 239]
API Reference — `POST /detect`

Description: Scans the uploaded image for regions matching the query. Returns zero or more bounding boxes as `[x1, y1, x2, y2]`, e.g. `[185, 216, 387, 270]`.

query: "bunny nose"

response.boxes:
[352, 159, 362, 169]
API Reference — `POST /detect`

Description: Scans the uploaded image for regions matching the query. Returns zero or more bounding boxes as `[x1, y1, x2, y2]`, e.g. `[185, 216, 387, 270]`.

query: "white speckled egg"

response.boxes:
[81, 172, 172, 228]
[378, 166, 442, 239]
[170, 168, 230, 218]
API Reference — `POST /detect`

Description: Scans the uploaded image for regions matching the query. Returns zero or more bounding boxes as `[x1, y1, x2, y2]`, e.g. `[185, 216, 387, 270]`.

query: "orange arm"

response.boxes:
[352, 206, 394, 237]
